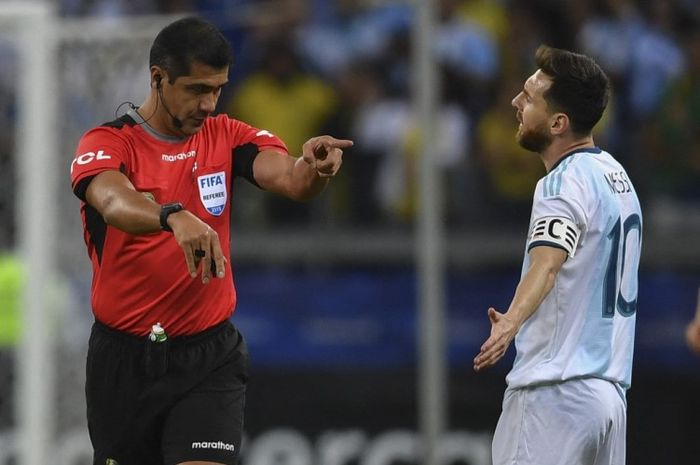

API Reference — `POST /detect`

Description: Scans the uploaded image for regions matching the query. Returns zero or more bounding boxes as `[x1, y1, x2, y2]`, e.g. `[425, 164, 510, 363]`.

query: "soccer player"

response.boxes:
[70, 17, 352, 465]
[473, 45, 642, 465]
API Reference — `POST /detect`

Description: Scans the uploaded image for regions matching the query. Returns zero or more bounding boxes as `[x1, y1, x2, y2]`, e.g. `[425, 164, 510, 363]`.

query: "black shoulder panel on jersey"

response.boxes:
[232, 143, 261, 189]
[85, 204, 107, 264]
[73, 175, 95, 202]
[100, 114, 137, 129]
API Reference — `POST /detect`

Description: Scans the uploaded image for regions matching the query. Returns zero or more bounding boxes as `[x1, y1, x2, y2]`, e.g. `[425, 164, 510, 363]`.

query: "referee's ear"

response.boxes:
[149, 66, 167, 89]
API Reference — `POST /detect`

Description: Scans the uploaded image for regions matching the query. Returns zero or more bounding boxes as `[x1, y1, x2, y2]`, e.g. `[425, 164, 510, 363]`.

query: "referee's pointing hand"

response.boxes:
[302, 135, 354, 178]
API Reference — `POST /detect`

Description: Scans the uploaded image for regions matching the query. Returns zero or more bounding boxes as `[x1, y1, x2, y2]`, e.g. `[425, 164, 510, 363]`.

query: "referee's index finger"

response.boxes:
[323, 137, 354, 149]
[308, 135, 353, 149]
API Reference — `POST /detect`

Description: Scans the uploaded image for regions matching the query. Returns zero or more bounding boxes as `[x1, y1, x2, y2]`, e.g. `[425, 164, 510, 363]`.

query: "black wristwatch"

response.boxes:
[160, 202, 184, 232]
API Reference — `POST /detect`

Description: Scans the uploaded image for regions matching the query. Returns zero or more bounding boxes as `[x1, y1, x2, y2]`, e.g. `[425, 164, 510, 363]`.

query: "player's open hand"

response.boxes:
[302, 135, 354, 178]
[686, 288, 700, 355]
[473, 307, 519, 372]
[686, 320, 700, 355]
[167, 210, 227, 284]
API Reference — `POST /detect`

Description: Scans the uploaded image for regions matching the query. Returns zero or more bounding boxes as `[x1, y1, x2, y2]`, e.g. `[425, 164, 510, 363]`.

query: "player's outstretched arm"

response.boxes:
[685, 287, 700, 355]
[85, 170, 226, 283]
[252, 135, 353, 201]
[473, 245, 567, 372]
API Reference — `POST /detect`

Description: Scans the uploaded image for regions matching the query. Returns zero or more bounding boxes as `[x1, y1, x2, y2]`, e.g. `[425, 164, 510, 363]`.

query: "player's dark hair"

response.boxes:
[535, 45, 611, 136]
[149, 16, 232, 83]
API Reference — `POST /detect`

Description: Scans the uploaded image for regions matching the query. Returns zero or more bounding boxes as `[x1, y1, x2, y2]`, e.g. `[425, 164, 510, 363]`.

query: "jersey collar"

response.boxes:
[550, 146, 602, 172]
[127, 108, 187, 143]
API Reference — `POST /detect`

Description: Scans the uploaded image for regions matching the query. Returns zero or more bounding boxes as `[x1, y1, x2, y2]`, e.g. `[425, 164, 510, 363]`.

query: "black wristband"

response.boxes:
[160, 202, 184, 232]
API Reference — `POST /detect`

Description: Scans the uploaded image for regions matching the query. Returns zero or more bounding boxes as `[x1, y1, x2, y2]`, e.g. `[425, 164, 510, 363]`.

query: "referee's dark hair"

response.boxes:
[535, 45, 611, 137]
[149, 16, 232, 83]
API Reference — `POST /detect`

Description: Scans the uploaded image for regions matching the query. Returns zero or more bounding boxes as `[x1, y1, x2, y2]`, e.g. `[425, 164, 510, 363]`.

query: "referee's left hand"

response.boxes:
[167, 210, 226, 284]
[302, 135, 353, 178]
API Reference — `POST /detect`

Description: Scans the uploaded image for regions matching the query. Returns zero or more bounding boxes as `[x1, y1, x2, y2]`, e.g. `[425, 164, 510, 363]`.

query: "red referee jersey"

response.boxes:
[70, 112, 287, 336]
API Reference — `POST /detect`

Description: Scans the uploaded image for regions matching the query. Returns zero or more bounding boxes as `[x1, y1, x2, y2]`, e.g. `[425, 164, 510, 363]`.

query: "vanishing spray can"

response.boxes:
[145, 322, 168, 378]
[149, 322, 168, 343]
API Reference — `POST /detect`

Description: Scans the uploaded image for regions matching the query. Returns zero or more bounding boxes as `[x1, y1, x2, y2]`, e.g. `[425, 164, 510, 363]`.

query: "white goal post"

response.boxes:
[1, 3, 57, 465]
[0, 4, 183, 464]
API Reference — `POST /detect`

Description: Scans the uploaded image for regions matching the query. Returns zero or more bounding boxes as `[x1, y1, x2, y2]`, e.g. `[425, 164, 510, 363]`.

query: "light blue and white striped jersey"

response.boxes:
[506, 147, 642, 390]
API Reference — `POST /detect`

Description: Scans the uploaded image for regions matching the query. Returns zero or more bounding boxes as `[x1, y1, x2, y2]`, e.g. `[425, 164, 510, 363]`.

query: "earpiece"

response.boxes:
[152, 71, 183, 129]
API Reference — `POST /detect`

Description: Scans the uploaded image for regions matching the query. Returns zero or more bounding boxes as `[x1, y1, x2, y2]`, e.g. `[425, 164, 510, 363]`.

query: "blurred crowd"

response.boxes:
[2, 0, 700, 238]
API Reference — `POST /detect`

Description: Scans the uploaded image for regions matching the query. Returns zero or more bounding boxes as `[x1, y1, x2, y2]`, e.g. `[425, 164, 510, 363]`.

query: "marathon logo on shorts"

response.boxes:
[192, 440, 235, 452]
[197, 171, 227, 216]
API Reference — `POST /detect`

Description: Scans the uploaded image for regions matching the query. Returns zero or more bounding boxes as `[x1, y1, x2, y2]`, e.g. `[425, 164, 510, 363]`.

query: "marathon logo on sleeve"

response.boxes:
[527, 216, 581, 258]
[197, 171, 227, 216]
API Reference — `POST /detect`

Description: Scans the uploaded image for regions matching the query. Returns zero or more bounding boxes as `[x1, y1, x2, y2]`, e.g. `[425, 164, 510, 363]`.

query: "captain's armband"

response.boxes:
[527, 216, 581, 258]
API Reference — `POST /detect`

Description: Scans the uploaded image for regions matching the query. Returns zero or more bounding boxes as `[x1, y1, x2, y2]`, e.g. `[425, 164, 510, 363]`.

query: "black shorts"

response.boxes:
[86, 319, 249, 465]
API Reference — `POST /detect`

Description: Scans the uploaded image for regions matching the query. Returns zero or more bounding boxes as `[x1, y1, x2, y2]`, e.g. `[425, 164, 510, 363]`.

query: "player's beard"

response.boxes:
[516, 121, 552, 153]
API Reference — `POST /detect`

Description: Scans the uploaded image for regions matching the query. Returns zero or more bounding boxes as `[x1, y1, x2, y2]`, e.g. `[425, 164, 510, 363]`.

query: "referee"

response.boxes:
[70, 17, 352, 465]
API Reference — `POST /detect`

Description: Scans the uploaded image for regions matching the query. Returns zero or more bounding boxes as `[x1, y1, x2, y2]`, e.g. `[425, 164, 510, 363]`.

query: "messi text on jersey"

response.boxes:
[604, 171, 632, 195]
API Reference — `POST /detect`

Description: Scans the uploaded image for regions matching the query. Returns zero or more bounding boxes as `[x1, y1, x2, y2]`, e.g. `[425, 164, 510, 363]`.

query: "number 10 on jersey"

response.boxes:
[603, 214, 642, 318]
